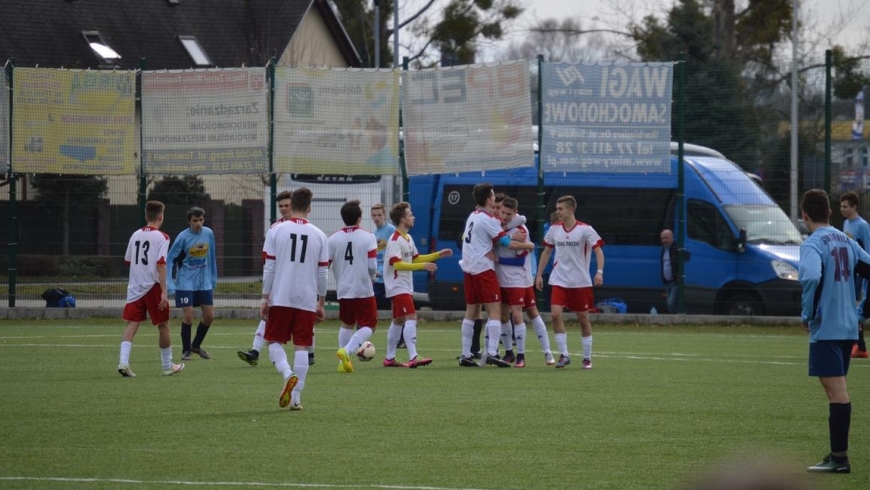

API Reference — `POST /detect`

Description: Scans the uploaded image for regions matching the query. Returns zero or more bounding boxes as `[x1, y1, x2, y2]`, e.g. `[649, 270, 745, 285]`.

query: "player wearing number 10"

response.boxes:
[117, 201, 184, 378]
[260, 187, 329, 410]
[330, 200, 379, 374]
[799, 189, 870, 473]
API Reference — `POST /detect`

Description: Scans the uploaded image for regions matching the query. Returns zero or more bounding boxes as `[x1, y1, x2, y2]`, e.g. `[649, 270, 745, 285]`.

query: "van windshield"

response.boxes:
[723, 205, 803, 245]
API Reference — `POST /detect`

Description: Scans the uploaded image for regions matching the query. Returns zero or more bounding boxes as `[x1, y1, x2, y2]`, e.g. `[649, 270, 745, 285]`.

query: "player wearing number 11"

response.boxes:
[799, 189, 870, 473]
[261, 187, 329, 410]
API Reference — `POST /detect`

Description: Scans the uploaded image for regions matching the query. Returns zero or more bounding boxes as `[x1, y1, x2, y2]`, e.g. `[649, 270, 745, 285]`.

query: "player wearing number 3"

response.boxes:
[117, 201, 184, 378]
[330, 200, 379, 374]
[260, 187, 329, 410]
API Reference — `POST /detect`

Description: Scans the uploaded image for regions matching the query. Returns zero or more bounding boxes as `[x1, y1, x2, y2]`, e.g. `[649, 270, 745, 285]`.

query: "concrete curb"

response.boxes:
[0, 307, 800, 326]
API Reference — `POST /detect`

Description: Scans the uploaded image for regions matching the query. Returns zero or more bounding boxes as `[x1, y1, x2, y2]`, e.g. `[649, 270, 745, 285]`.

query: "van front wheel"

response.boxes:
[724, 293, 762, 316]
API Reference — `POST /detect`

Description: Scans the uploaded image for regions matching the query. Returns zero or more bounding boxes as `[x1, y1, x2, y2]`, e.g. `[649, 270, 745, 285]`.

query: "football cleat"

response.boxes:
[408, 356, 433, 369]
[582, 358, 592, 369]
[237, 350, 259, 367]
[851, 344, 869, 359]
[279, 374, 299, 408]
[502, 350, 516, 364]
[514, 354, 526, 368]
[190, 347, 211, 360]
[181, 351, 192, 361]
[162, 363, 185, 376]
[459, 356, 479, 367]
[545, 352, 556, 366]
[484, 354, 511, 368]
[117, 363, 136, 378]
[382, 358, 408, 368]
[555, 355, 571, 368]
[806, 454, 850, 473]
[336, 348, 354, 373]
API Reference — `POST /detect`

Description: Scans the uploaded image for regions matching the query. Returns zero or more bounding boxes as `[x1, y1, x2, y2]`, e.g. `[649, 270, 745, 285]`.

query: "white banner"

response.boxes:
[273, 67, 400, 175]
[0, 70, 8, 173]
[142, 68, 269, 174]
[402, 61, 534, 176]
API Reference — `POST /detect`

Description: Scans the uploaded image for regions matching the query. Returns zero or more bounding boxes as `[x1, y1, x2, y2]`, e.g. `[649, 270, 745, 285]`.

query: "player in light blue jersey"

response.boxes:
[800, 189, 870, 474]
[839, 191, 870, 358]
[168, 206, 218, 361]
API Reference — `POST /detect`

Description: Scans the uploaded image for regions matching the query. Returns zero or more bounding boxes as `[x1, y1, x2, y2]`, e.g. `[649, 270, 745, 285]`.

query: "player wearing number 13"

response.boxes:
[799, 189, 870, 473]
[261, 187, 329, 410]
[117, 201, 184, 378]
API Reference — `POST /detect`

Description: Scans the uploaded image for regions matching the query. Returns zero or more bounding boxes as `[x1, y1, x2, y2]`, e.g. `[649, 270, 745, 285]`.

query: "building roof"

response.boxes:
[0, 0, 361, 69]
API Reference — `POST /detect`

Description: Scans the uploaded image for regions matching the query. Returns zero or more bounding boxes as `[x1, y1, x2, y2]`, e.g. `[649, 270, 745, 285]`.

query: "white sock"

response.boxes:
[404, 320, 418, 360]
[160, 347, 172, 370]
[307, 330, 315, 354]
[386, 323, 403, 360]
[268, 343, 293, 379]
[119, 341, 132, 365]
[338, 327, 354, 350]
[531, 316, 551, 353]
[252, 320, 266, 352]
[582, 335, 592, 360]
[514, 323, 527, 354]
[501, 322, 513, 351]
[461, 318, 474, 357]
[293, 350, 309, 403]
[346, 327, 373, 356]
[486, 320, 501, 356]
[555, 333, 568, 356]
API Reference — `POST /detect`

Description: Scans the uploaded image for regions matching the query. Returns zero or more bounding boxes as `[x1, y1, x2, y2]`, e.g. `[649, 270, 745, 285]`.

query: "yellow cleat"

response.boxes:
[336, 348, 354, 373]
[279, 374, 298, 408]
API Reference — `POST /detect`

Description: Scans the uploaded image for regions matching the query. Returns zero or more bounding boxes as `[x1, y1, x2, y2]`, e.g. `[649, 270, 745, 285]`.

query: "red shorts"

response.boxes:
[551, 286, 594, 312]
[463, 270, 501, 305]
[122, 284, 169, 325]
[265, 306, 316, 346]
[501, 287, 537, 309]
[338, 297, 378, 330]
[390, 293, 416, 319]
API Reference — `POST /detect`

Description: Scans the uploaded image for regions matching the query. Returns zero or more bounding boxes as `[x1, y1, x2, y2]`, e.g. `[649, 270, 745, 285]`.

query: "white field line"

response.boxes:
[0, 476, 493, 490]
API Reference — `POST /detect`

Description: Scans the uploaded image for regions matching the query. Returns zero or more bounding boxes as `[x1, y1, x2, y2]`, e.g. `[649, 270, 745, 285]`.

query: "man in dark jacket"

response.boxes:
[661, 229, 679, 313]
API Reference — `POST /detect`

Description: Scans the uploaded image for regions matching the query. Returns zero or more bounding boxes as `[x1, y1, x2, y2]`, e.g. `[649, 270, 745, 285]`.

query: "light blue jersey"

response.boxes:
[844, 215, 870, 298]
[800, 225, 870, 342]
[167, 226, 218, 293]
[373, 223, 396, 284]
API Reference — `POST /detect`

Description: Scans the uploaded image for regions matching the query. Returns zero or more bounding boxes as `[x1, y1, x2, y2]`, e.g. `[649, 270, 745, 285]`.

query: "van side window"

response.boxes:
[687, 199, 733, 250]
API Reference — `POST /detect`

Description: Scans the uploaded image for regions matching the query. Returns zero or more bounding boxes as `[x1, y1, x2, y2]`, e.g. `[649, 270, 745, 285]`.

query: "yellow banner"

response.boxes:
[12, 69, 136, 175]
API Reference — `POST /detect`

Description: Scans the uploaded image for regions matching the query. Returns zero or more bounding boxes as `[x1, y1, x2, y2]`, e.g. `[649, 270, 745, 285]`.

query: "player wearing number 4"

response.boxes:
[383, 201, 452, 368]
[260, 187, 329, 410]
[117, 201, 184, 378]
[330, 200, 379, 374]
[535, 195, 605, 369]
[167, 206, 218, 361]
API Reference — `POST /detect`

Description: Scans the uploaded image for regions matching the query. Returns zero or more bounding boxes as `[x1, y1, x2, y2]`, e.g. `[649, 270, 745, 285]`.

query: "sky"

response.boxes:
[490, 0, 870, 59]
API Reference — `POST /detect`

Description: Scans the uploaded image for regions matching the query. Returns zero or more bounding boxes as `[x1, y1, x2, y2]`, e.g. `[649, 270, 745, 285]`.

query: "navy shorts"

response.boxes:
[175, 290, 214, 308]
[808, 340, 853, 377]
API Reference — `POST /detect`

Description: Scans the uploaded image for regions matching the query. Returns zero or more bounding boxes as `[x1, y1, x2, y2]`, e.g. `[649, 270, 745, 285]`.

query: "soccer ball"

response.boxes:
[356, 341, 376, 361]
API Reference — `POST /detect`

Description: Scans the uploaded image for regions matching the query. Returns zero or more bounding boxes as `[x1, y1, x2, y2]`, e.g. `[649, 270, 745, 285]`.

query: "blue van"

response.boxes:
[408, 150, 802, 315]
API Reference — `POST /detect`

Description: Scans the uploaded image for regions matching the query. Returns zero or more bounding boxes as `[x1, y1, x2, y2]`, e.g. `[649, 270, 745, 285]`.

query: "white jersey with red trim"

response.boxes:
[124, 226, 170, 302]
[460, 209, 506, 275]
[543, 221, 604, 288]
[328, 226, 377, 299]
[263, 218, 329, 311]
[384, 231, 418, 297]
[495, 224, 533, 288]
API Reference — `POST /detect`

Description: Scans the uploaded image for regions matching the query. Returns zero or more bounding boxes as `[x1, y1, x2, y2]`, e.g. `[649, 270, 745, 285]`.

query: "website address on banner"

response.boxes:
[550, 156, 665, 170]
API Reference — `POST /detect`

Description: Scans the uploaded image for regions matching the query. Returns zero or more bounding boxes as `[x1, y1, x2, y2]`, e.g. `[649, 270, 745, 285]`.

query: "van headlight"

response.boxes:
[771, 260, 798, 280]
